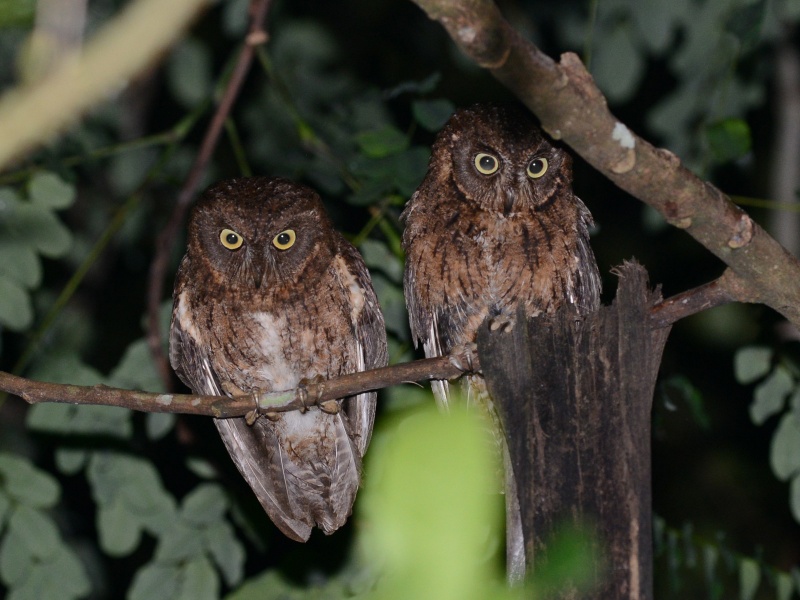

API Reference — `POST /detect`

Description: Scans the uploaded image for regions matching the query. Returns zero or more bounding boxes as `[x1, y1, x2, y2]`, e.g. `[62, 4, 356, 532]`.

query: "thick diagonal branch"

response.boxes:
[410, 0, 800, 327]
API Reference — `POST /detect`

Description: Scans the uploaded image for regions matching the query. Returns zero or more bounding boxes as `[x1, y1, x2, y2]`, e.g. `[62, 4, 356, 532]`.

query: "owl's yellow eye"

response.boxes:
[272, 229, 296, 250]
[527, 157, 548, 179]
[220, 228, 243, 250]
[474, 153, 499, 175]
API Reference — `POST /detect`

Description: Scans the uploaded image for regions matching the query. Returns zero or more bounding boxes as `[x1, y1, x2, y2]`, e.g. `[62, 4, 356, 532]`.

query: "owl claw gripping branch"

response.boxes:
[169, 177, 387, 542]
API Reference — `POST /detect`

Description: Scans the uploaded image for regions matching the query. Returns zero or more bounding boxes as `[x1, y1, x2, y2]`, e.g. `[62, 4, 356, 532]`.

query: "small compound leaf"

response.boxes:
[97, 499, 143, 557]
[54, 448, 89, 475]
[204, 521, 245, 587]
[591, 23, 644, 103]
[28, 172, 75, 210]
[770, 414, 800, 480]
[0, 524, 31, 586]
[734, 346, 772, 384]
[8, 505, 59, 561]
[107, 338, 166, 393]
[0, 276, 33, 331]
[178, 556, 219, 600]
[146, 412, 176, 440]
[0, 454, 60, 508]
[154, 521, 204, 563]
[128, 562, 181, 600]
[412, 98, 455, 132]
[739, 557, 760, 600]
[167, 37, 213, 108]
[706, 118, 752, 164]
[181, 483, 227, 525]
[356, 125, 409, 158]
[750, 366, 794, 425]
[791, 474, 800, 525]
[0, 241, 40, 288]
[7, 203, 71, 258]
[776, 571, 794, 600]
[359, 239, 403, 284]
[0, 491, 9, 528]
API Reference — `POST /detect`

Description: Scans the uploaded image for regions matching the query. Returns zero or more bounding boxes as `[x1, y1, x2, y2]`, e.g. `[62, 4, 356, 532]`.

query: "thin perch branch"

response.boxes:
[1, 354, 474, 418]
[410, 0, 800, 328]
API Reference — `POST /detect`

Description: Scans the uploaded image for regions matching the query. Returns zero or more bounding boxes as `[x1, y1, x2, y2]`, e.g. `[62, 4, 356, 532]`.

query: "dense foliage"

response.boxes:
[0, 0, 799, 598]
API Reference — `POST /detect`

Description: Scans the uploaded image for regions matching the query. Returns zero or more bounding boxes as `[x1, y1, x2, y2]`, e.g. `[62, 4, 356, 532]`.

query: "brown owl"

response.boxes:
[169, 176, 387, 542]
[401, 103, 601, 577]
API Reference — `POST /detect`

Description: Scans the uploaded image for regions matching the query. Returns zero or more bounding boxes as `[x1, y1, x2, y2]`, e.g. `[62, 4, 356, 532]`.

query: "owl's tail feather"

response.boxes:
[214, 409, 360, 542]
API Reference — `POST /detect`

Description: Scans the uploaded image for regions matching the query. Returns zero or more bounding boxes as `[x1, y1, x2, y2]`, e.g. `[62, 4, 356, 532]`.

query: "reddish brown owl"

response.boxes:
[401, 103, 601, 577]
[169, 177, 387, 542]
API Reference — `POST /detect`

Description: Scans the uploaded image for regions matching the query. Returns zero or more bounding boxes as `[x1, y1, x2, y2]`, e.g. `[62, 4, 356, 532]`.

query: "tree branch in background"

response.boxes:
[0, 354, 473, 418]
[409, 0, 800, 327]
[0, 0, 210, 170]
[146, 0, 274, 388]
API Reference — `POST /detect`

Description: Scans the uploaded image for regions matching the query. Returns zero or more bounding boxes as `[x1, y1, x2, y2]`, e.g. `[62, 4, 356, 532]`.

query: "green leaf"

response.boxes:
[167, 37, 213, 108]
[734, 346, 772, 384]
[27, 172, 75, 210]
[360, 406, 502, 600]
[0, 276, 33, 330]
[155, 521, 204, 562]
[356, 125, 409, 158]
[0, 240, 40, 288]
[0, 491, 9, 528]
[6, 203, 71, 258]
[739, 557, 760, 600]
[360, 239, 403, 284]
[8, 505, 59, 561]
[770, 414, 800, 480]
[370, 274, 409, 341]
[706, 119, 752, 164]
[185, 458, 218, 479]
[0, 523, 31, 585]
[107, 338, 166, 393]
[27, 403, 132, 438]
[725, 0, 767, 52]
[178, 556, 219, 600]
[128, 562, 181, 600]
[146, 412, 176, 440]
[384, 72, 441, 98]
[776, 571, 794, 600]
[97, 498, 143, 556]
[591, 23, 644, 103]
[0, 0, 35, 28]
[750, 366, 794, 425]
[791, 474, 800, 525]
[204, 521, 245, 587]
[0, 454, 60, 508]
[661, 375, 710, 429]
[182, 483, 227, 525]
[54, 448, 88, 475]
[412, 99, 455, 132]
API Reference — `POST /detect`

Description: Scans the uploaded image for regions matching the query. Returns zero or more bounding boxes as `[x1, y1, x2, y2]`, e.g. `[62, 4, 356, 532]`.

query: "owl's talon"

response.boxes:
[449, 343, 479, 374]
[488, 315, 514, 333]
[319, 400, 341, 414]
[245, 409, 259, 425]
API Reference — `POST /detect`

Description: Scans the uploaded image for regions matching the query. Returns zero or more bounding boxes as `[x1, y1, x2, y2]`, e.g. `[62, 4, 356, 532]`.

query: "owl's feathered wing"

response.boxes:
[169, 249, 387, 542]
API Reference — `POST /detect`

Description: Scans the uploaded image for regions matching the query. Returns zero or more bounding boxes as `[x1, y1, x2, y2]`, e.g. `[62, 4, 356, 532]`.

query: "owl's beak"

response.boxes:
[503, 190, 516, 216]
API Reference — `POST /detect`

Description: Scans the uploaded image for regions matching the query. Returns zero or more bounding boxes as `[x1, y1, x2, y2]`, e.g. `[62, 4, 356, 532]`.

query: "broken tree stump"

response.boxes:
[477, 261, 671, 599]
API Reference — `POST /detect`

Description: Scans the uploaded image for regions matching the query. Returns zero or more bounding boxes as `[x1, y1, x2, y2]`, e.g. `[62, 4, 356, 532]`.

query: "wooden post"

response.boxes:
[477, 261, 670, 599]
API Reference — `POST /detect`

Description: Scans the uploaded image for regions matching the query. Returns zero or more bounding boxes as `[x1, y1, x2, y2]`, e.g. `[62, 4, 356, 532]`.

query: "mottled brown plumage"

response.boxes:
[401, 103, 601, 578]
[169, 177, 387, 542]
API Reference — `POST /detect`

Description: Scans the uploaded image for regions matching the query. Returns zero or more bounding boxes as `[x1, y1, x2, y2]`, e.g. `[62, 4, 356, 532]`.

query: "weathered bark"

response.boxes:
[477, 261, 670, 599]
